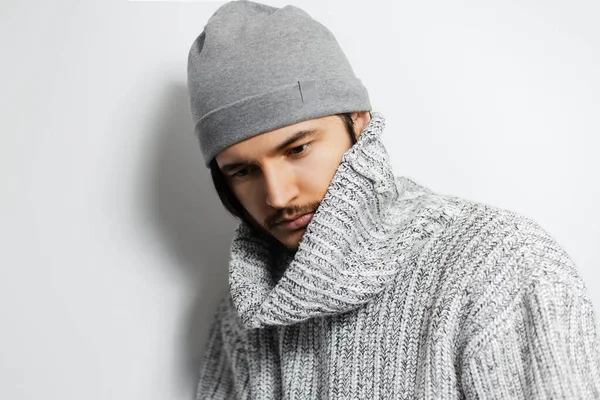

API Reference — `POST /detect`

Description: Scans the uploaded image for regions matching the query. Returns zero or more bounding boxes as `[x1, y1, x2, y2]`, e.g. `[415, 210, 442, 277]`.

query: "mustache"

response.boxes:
[263, 200, 321, 230]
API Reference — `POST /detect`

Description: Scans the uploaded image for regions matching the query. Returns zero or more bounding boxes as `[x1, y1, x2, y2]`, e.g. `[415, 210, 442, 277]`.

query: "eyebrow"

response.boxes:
[219, 128, 319, 174]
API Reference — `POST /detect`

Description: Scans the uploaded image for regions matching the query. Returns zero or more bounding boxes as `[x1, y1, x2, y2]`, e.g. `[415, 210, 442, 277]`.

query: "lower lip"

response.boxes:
[280, 213, 314, 230]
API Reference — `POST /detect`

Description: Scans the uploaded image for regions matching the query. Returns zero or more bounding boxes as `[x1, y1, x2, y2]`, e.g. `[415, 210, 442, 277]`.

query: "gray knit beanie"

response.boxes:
[187, 0, 372, 166]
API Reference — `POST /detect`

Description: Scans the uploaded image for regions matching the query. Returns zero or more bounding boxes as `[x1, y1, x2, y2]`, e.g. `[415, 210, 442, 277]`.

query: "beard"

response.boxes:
[243, 200, 321, 251]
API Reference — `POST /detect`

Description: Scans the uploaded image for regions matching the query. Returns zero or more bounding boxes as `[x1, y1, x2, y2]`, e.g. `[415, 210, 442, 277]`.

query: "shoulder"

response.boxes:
[406, 183, 590, 313]
[437, 192, 585, 294]
[430, 195, 595, 352]
[396, 177, 581, 288]
[442, 195, 584, 291]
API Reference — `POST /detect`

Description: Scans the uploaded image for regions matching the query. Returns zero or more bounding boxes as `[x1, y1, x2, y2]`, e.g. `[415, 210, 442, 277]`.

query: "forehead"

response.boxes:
[215, 115, 336, 164]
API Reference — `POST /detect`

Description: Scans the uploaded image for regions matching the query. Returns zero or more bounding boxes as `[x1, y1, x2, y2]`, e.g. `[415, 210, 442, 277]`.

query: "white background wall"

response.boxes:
[1, 0, 598, 398]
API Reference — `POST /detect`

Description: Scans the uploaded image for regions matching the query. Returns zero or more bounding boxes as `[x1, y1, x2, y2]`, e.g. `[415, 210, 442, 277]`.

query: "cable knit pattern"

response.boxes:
[196, 112, 600, 399]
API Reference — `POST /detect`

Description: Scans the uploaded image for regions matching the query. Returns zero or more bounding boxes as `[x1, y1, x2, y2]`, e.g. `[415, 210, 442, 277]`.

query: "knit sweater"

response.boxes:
[196, 112, 600, 399]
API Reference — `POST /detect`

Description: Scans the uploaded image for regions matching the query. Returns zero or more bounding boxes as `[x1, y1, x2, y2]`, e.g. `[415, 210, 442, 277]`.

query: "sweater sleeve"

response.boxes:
[460, 254, 600, 399]
[196, 296, 249, 400]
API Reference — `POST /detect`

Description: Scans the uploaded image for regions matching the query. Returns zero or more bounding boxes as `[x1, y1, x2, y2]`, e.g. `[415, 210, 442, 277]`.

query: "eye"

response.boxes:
[232, 167, 253, 178]
[288, 143, 309, 156]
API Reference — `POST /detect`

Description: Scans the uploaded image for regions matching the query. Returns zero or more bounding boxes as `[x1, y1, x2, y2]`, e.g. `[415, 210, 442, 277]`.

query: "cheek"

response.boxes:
[295, 148, 345, 195]
[231, 182, 265, 218]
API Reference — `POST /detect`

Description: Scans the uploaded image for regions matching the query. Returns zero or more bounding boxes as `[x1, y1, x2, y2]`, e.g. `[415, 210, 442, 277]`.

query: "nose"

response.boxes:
[262, 162, 298, 209]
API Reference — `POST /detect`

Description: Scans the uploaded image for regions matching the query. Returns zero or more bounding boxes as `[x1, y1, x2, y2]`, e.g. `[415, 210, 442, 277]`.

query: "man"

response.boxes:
[186, 1, 600, 398]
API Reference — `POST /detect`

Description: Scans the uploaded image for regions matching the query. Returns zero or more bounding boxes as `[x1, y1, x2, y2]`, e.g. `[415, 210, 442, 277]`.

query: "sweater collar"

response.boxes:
[228, 111, 447, 329]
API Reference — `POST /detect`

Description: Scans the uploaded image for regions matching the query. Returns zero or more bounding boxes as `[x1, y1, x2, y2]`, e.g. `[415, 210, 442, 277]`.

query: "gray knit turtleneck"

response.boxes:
[196, 112, 600, 399]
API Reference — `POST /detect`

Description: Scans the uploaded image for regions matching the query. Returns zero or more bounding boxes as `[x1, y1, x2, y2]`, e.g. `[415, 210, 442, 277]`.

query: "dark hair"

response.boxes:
[208, 112, 360, 229]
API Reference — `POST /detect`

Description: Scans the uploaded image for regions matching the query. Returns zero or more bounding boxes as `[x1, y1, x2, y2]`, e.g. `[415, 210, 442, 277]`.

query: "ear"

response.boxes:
[351, 111, 372, 139]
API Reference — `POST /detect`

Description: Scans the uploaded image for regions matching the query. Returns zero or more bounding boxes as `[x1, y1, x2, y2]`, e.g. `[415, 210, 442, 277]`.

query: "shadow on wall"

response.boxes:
[145, 82, 237, 394]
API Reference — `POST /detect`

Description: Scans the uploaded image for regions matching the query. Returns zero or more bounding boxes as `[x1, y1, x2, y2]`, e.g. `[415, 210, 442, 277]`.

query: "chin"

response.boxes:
[274, 228, 306, 251]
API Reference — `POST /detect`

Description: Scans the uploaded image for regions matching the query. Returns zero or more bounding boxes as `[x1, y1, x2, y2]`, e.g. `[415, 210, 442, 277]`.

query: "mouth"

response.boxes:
[276, 213, 314, 231]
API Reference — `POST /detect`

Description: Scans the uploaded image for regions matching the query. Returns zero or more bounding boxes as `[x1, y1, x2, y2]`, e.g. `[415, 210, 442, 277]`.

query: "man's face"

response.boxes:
[215, 112, 370, 249]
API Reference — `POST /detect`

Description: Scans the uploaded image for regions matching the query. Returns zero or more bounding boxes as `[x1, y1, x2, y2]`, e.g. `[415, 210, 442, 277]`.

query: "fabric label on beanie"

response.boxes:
[298, 80, 318, 104]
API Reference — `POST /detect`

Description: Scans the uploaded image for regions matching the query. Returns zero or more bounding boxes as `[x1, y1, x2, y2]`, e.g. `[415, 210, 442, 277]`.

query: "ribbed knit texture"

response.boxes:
[196, 112, 600, 399]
